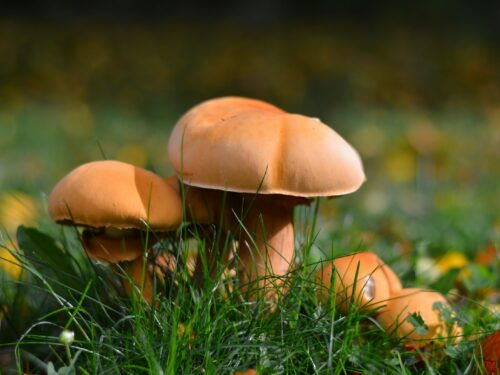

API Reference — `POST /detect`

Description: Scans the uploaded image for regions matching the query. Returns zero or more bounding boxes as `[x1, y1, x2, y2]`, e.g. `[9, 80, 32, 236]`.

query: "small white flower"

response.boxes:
[59, 329, 75, 345]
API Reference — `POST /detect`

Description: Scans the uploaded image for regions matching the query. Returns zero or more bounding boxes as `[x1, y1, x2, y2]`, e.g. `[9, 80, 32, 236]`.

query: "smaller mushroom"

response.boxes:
[377, 288, 462, 346]
[49, 160, 182, 303]
[315, 252, 402, 313]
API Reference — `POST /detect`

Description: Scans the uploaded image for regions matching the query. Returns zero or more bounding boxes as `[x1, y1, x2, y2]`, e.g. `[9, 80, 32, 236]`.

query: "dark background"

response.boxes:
[4, 1, 500, 30]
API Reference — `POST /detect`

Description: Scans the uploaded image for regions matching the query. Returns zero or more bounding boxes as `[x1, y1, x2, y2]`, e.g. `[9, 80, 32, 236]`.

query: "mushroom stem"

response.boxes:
[123, 257, 154, 303]
[174, 182, 298, 298]
[237, 198, 295, 298]
[123, 251, 177, 304]
[82, 229, 166, 304]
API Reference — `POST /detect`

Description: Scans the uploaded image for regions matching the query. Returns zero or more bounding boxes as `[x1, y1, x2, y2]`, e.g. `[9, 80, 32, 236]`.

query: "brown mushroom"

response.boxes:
[49, 160, 182, 303]
[315, 251, 402, 313]
[377, 288, 462, 346]
[168, 97, 365, 298]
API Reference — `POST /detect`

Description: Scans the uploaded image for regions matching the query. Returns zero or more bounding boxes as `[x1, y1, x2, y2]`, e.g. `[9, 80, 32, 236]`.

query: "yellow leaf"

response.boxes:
[0, 243, 22, 279]
[0, 192, 37, 235]
[436, 252, 469, 273]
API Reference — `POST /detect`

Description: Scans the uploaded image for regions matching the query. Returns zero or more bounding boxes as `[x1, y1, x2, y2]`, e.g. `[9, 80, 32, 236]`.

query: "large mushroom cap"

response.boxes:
[49, 160, 182, 231]
[168, 96, 365, 197]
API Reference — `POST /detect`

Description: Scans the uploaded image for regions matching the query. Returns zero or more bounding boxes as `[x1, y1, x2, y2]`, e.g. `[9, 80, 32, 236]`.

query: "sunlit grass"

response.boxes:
[0, 191, 497, 374]
[0, 106, 498, 372]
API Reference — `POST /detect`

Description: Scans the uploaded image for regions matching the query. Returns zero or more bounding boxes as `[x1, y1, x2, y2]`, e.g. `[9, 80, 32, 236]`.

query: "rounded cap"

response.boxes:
[316, 252, 402, 313]
[377, 288, 462, 344]
[49, 160, 182, 231]
[168, 97, 365, 197]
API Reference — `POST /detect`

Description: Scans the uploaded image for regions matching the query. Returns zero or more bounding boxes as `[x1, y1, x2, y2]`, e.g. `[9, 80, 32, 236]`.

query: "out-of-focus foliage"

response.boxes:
[0, 192, 37, 235]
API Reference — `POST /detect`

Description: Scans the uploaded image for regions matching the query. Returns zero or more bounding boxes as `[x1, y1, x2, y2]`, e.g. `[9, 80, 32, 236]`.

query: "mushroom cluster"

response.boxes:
[48, 96, 366, 303]
[47, 95, 462, 349]
[315, 252, 462, 346]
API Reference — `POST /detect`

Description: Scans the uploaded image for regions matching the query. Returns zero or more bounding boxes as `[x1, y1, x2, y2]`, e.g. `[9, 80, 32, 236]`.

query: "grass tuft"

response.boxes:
[0, 196, 497, 374]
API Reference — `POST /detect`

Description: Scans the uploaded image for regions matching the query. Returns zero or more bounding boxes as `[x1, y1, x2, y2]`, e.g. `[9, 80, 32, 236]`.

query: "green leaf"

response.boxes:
[47, 362, 58, 375]
[406, 313, 428, 337]
[16, 225, 84, 292]
[45, 350, 82, 375]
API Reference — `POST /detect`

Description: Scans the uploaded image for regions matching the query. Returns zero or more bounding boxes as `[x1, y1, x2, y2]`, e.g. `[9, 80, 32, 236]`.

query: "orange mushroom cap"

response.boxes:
[49, 160, 182, 262]
[316, 251, 402, 313]
[377, 288, 462, 345]
[168, 96, 365, 198]
[49, 160, 182, 231]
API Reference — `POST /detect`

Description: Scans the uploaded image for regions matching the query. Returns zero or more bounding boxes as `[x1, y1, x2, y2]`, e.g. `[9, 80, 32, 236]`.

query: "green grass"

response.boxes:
[0, 106, 498, 373]
[0, 195, 498, 374]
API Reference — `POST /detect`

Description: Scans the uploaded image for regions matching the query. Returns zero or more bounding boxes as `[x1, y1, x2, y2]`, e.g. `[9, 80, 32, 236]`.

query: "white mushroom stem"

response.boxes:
[237, 198, 295, 298]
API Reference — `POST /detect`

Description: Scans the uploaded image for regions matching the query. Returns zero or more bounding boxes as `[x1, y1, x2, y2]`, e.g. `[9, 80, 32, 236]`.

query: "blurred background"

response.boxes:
[0, 1, 499, 284]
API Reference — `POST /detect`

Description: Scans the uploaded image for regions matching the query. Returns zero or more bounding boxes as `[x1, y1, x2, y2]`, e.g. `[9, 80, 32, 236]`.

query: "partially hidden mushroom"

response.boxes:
[168, 97, 365, 298]
[377, 288, 462, 346]
[315, 251, 402, 313]
[48, 160, 182, 303]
